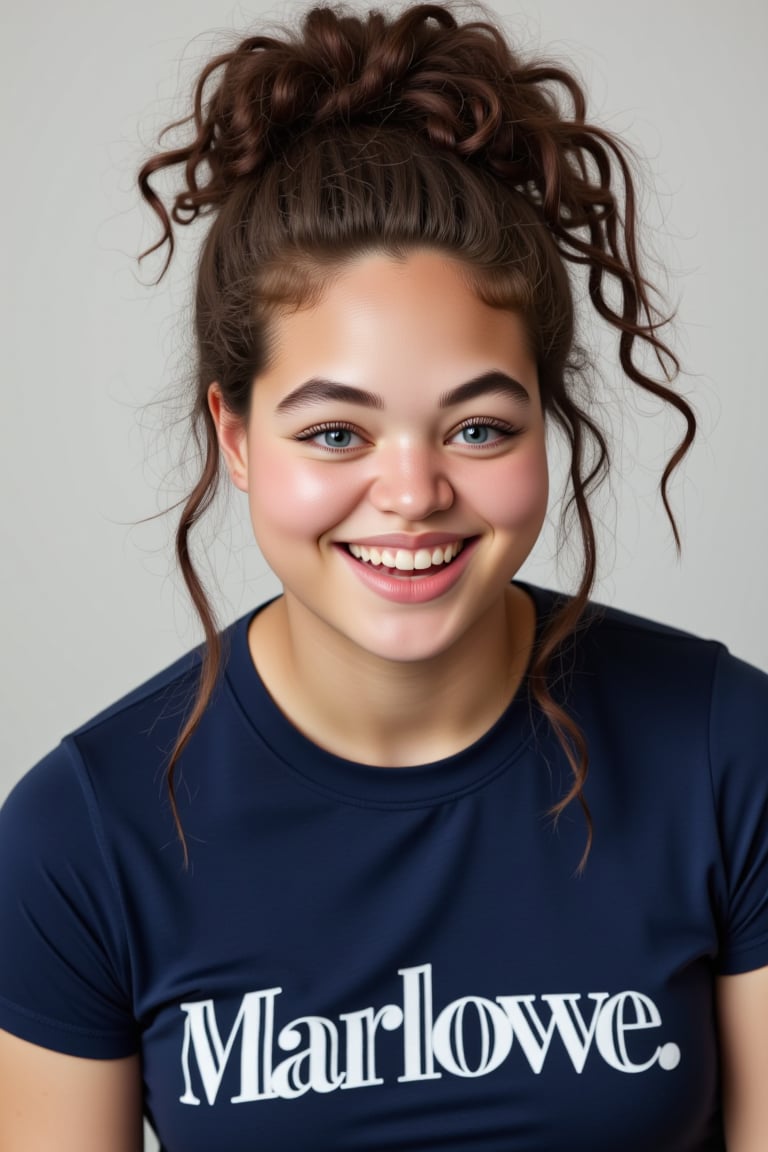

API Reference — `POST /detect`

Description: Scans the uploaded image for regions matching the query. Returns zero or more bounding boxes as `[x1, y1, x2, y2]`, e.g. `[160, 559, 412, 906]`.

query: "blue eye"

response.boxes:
[294, 423, 366, 451]
[459, 425, 493, 444]
[321, 428, 355, 448]
[449, 419, 520, 447]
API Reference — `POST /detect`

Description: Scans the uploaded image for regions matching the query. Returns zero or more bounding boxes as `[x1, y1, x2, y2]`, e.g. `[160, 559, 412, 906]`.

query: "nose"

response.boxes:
[368, 437, 455, 519]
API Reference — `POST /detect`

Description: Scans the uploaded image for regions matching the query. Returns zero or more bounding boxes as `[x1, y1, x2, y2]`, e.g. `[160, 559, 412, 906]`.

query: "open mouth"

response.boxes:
[345, 539, 470, 577]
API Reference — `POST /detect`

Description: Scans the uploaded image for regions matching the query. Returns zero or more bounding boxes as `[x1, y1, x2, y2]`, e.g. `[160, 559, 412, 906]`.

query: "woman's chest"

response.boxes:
[129, 793, 725, 1150]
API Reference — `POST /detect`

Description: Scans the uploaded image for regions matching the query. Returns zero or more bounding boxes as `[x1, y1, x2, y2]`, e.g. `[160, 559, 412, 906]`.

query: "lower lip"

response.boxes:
[336, 539, 479, 604]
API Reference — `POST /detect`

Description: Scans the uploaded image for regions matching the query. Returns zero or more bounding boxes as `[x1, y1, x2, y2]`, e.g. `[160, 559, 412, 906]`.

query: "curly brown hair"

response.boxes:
[136, 2, 696, 870]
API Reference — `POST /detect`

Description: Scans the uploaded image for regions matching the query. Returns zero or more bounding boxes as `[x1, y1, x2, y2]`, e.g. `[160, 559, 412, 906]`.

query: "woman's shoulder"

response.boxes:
[525, 580, 764, 675]
[587, 592, 767, 701]
[69, 635, 205, 744]
[1, 649, 198, 852]
[522, 582, 768, 747]
[2, 614, 252, 834]
[526, 579, 723, 647]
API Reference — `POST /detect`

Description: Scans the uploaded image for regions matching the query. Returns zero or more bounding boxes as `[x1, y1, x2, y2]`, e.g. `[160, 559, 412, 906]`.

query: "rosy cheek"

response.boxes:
[474, 447, 549, 530]
[249, 450, 363, 537]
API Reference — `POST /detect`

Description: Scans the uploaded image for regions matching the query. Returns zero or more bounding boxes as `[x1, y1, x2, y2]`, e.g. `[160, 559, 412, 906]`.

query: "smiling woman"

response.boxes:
[1, 4, 768, 1152]
[209, 251, 547, 677]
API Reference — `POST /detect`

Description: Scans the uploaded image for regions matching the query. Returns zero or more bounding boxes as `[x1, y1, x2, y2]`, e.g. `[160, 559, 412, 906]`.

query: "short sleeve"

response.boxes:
[709, 647, 768, 975]
[0, 741, 138, 1057]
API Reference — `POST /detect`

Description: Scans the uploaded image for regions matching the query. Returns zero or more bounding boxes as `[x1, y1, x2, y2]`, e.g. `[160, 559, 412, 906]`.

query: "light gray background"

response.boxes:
[1, 4, 766, 1140]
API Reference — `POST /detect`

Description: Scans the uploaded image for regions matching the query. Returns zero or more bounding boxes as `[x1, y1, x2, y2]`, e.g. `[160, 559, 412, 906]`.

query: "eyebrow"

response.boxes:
[439, 372, 531, 408]
[274, 371, 530, 414]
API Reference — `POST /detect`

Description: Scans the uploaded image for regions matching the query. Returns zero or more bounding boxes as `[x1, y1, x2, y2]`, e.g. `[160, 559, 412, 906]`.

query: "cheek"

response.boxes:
[472, 444, 549, 532]
[247, 447, 363, 539]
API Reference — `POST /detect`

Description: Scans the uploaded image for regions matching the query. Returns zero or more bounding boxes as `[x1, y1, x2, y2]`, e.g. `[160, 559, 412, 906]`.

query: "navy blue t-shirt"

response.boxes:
[1, 585, 768, 1151]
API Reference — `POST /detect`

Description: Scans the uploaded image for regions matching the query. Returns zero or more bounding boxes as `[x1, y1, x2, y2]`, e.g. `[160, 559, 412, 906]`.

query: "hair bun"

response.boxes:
[169, 4, 543, 200]
[139, 4, 639, 349]
[215, 6, 501, 166]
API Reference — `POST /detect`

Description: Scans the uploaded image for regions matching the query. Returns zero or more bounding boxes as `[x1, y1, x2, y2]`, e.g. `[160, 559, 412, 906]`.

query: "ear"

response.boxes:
[207, 382, 249, 492]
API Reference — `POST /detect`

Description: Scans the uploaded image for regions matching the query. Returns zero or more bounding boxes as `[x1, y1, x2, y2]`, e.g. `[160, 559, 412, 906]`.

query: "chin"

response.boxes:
[339, 609, 488, 667]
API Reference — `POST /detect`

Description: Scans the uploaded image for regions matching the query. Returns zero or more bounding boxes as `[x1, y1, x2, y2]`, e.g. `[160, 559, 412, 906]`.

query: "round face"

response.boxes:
[213, 248, 549, 666]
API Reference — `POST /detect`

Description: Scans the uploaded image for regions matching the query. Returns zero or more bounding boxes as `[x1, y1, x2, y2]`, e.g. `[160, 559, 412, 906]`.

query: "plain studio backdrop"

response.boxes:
[1, 1, 766, 1142]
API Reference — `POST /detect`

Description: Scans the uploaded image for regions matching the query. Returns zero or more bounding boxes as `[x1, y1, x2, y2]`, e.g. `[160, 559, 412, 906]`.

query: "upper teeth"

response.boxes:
[347, 541, 464, 570]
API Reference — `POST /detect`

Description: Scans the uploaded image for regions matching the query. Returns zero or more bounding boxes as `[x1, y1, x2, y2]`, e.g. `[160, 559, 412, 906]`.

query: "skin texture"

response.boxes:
[210, 249, 548, 767]
[0, 1030, 142, 1150]
[717, 967, 768, 1150]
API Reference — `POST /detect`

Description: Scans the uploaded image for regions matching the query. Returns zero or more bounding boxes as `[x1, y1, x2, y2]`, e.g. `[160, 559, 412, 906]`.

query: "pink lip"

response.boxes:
[342, 532, 471, 549]
[336, 536, 479, 605]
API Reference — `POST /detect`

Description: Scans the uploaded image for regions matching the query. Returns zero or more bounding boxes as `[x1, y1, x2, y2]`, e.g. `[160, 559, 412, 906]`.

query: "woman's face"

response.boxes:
[211, 248, 549, 664]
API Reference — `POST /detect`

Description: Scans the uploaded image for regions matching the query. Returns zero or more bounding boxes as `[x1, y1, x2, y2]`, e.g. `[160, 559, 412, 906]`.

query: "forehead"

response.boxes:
[261, 249, 537, 394]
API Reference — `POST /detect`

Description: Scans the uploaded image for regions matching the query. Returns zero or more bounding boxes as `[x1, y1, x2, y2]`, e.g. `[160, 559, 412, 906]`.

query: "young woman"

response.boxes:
[1, 4, 766, 1150]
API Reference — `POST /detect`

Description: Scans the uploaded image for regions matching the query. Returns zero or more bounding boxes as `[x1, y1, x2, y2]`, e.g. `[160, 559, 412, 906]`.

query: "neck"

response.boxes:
[248, 585, 536, 767]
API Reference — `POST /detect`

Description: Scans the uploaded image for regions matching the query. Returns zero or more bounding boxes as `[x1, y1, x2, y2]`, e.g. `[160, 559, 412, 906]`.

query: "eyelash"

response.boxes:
[294, 422, 366, 451]
[450, 417, 522, 446]
[293, 417, 523, 452]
